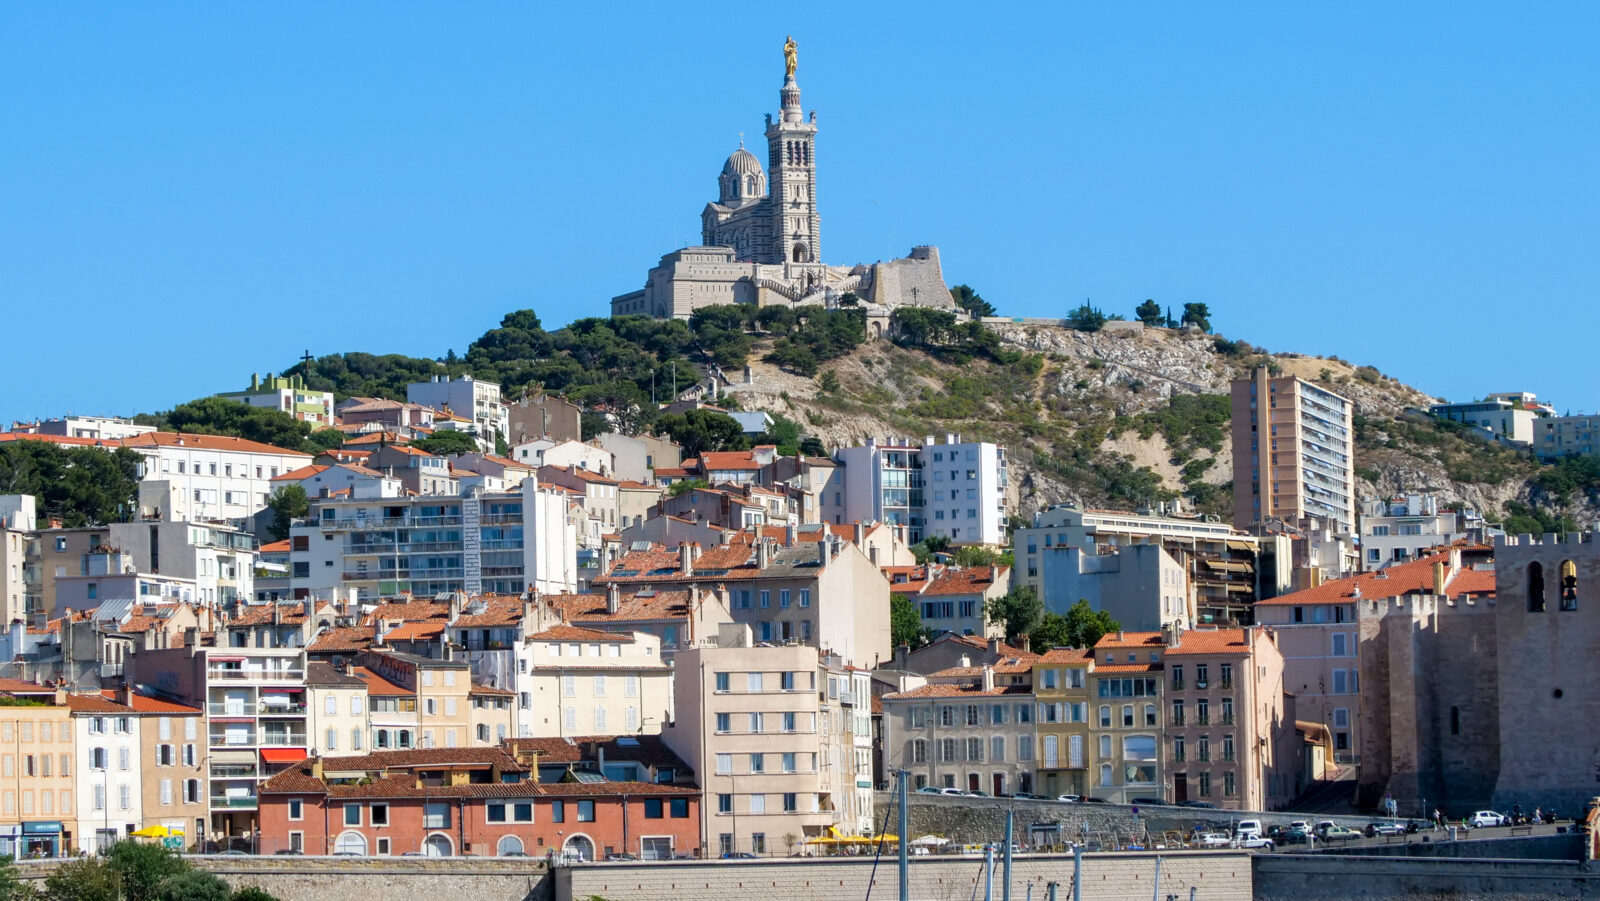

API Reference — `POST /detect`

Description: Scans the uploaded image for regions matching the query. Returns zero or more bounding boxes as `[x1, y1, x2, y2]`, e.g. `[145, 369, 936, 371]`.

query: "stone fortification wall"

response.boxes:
[1254, 853, 1600, 900]
[11, 857, 551, 901]
[1318, 832, 1583, 861]
[559, 850, 1252, 901]
[872, 792, 1373, 846]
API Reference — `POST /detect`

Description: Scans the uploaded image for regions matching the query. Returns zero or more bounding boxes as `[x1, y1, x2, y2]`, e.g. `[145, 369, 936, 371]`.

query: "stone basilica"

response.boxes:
[612, 40, 954, 324]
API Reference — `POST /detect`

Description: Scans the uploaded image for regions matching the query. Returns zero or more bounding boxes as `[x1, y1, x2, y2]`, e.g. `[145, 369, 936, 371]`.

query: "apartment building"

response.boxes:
[66, 694, 144, 853]
[550, 584, 729, 663]
[595, 532, 891, 667]
[125, 690, 207, 845]
[258, 746, 700, 859]
[128, 643, 310, 843]
[107, 520, 259, 608]
[123, 432, 314, 533]
[1359, 493, 1492, 568]
[881, 659, 1039, 796]
[594, 432, 683, 483]
[538, 465, 621, 544]
[900, 565, 1009, 639]
[290, 478, 577, 601]
[1086, 632, 1164, 805]
[10, 416, 156, 441]
[217, 373, 336, 426]
[0, 496, 37, 625]
[366, 445, 457, 497]
[1231, 368, 1356, 536]
[1038, 545, 1192, 631]
[0, 681, 75, 858]
[1153, 625, 1296, 811]
[1534, 413, 1600, 461]
[1032, 647, 1094, 798]
[1428, 397, 1543, 445]
[521, 625, 671, 739]
[508, 393, 583, 446]
[664, 635, 847, 855]
[406, 376, 508, 449]
[829, 434, 1008, 546]
[305, 661, 371, 758]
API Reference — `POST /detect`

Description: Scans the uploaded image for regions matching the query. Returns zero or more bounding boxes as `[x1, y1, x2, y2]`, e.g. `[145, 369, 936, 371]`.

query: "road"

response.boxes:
[1276, 821, 1572, 852]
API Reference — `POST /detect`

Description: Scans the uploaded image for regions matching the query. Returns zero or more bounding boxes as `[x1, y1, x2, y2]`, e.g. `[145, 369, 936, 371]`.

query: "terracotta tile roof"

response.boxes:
[121, 432, 309, 457]
[304, 661, 368, 687]
[1449, 568, 1496, 597]
[469, 683, 516, 696]
[928, 654, 1038, 678]
[351, 666, 411, 696]
[0, 678, 55, 695]
[550, 589, 695, 625]
[229, 603, 307, 627]
[451, 596, 524, 629]
[505, 735, 687, 770]
[343, 432, 406, 446]
[654, 468, 692, 478]
[381, 444, 440, 458]
[117, 691, 202, 715]
[1037, 647, 1094, 665]
[1256, 548, 1491, 606]
[272, 464, 331, 482]
[528, 624, 635, 643]
[1165, 628, 1252, 657]
[63, 694, 134, 713]
[383, 621, 444, 642]
[0, 432, 120, 448]
[1093, 631, 1165, 650]
[699, 452, 763, 471]
[308, 626, 373, 653]
[259, 540, 292, 553]
[882, 683, 1033, 700]
[922, 566, 1007, 596]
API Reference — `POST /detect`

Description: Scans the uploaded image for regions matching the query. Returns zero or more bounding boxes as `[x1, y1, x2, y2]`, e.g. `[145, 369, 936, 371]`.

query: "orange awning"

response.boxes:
[260, 748, 308, 764]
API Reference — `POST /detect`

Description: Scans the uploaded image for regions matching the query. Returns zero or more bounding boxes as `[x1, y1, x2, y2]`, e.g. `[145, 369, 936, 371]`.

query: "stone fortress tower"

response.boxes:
[612, 37, 956, 323]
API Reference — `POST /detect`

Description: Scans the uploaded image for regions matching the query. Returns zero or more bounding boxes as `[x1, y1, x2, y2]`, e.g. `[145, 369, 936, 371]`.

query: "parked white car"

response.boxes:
[1196, 833, 1232, 848]
[1470, 811, 1508, 828]
[1236, 835, 1274, 851]
[1056, 794, 1081, 803]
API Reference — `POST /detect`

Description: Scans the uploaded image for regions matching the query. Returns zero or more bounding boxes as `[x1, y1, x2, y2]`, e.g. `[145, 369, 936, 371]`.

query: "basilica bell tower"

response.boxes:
[766, 36, 821, 268]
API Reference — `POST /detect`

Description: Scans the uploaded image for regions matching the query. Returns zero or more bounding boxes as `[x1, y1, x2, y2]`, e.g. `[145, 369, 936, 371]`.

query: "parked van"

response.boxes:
[1235, 819, 1263, 841]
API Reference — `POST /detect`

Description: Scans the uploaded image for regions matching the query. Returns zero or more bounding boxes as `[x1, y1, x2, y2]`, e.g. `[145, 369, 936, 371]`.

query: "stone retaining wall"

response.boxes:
[1254, 854, 1600, 900]
[872, 792, 1374, 846]
[559, 850, 1252, 901]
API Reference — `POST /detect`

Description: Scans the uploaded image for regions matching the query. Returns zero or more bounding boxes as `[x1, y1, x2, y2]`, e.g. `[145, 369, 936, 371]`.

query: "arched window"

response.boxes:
[1561, 560, 1578, 610]
[1529, 562, 1546, 612]
[792, 243, 808, 263]
[564, 834, 595, 862]
[334, 831, 367, 855]
[423, 834, 453, 857]
[497, 835, 524, 857]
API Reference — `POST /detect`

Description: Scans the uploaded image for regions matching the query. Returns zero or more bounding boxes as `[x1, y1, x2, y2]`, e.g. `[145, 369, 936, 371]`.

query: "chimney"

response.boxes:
[449, 592, 463, 623]
[678, 543, 695, 576]
[1432, 561, 1446, 596]
[1116, 630, 1125, 642]
[53, 686, 66, 707]
[987, 636, 1001, 656]
[853, 522, 865, 545]
[120, 683, 135, 708]
[606, 582, 621, 615]
[271, 603, 282, 626]
[958, 654, 971, 669]
[756, 540, 772, 570]
[980, 665, 995, 692]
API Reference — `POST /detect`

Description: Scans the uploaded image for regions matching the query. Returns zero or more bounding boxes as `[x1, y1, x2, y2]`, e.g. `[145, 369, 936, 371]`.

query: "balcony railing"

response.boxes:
[1220, 714, 1235, 726]
[208, 703, 307, 716]
[210, 796, 259, 809]
[1220, 680, 1235, 691]
[1170, 680, 1184, 691]
[210, 765, 259, 779]
[1222, 751, 1236, 762]
[1171, 751, 1186, 763]
[1198, 751, 1211, 762]
[1195, 714, 1210, 726]
[207, 668, 305, 683]
[1170, 713, 1185, 726]
[210, 731, 306, 747]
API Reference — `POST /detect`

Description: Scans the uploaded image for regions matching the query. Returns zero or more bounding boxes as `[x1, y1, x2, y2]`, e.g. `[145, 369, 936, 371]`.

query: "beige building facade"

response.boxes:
[1231, 368, 1356, 536]
[522, 625, 672, 738]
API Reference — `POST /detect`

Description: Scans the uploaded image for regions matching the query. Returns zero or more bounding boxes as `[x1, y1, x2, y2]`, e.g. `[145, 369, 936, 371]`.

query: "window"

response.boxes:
[487, 803, 508, 823]
[1122, 705, 1134, 727]
[563, 675, 577, 697]
[344, 803, 361, 826]
[716, 713, 730, 733]
[991, 736, 1005, 762]
[644, 798, 664, 819]
[1224, 772, 1236, 796]
[423, 802, 450, 829]
[593, 675, 607, 697]
[718, 794, 732, 814]
[1144, 704, 1157, 727]
[747, 672, 763, 693]
[551, 801, 565, 823]
[1529, 561, 1546, 612]
[750, 753, 764, 773]
[577, 800, 595, 822]
[371, 804, 389, 826]
[716, 754, 732, 775]
[782, 752, 796, 773]
[799, 590, 810, 607]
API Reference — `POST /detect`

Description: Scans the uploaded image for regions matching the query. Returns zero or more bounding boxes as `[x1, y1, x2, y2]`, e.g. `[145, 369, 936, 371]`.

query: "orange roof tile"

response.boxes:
[1165, 628, 1253, 657]
[121, 432, 309, 457]
[259, 540, 292, 553]
[1256, 549, 1491, 606]
[1037, 647, 1094, 665]
[528, 624, 636, 643]
[351, 666, 411, 696]
[272, 464, 332, 482]
[922, 566, 1007, 596]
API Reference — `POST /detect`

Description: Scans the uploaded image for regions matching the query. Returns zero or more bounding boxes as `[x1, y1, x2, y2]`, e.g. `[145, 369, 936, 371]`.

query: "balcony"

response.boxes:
[1170, 680, 1184, 691]
[840, 691, 857, 707]
[210, 795, 259, 809]
[210, 730, 306, 748]
[207, 668, 305, 683]
[1222, 751, 1236, 762]
[1197, 752, 1211, 763]
[1195, 715, 1210, 726]
[1220, 714, 1235, 726]
[1170, 713, 1185, 726]
[210, 765, 259, 779]
[208, 703, 307, 716]
[1171, 752, 1185, 763]
[1220, 680, 1235, 691]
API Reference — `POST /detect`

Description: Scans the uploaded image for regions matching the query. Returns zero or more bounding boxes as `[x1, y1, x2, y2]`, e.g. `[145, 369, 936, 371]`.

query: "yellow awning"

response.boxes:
[1226, 540, 1255, 551]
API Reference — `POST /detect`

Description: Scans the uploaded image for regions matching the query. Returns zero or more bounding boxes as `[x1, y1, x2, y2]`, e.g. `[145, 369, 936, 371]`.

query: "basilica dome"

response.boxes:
[718, 146, 766, 204]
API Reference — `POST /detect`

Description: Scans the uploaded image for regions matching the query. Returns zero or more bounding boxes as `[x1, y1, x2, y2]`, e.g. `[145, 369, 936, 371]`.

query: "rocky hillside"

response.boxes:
[721, 322, 1585, 527]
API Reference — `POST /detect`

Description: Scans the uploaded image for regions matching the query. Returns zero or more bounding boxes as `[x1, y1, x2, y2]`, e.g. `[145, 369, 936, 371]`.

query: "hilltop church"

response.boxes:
[611, 39, 956, 324]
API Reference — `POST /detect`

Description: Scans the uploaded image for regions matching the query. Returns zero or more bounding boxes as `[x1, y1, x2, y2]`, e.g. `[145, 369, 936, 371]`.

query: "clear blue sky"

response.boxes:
[5, 3, 1600, 425]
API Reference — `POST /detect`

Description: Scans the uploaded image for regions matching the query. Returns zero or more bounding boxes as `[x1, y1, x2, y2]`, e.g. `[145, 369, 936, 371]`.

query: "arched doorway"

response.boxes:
[423, 833, 453, 857]
[334, 831, 367, 855]
[497, 835, 524, 857]
[792, 243, 809, 263]
[869, 320, 883, 339]
[564, 834, 595, 862]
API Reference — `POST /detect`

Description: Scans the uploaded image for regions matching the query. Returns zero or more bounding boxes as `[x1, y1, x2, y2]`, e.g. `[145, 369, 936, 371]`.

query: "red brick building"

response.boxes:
[258, 746, 700, 860]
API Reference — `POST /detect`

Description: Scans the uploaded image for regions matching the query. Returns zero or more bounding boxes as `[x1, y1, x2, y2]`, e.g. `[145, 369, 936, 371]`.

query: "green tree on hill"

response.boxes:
[891, 593, 928, 650]
[137, 397, 314, 452]
[1181, 302, 1212, 332]
[950, 284, 995, 318]
[654, 410, 747, 458]
[266, 485, 309, 541]
[409, 429, 481, 457]
[1135, 299, 1164, 326]
[985, 585, 1043, 646]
